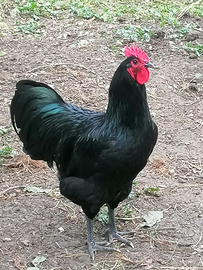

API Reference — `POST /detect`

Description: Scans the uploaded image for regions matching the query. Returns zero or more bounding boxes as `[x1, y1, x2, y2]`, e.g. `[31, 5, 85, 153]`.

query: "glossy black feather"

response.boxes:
[10, 56, 158, 219]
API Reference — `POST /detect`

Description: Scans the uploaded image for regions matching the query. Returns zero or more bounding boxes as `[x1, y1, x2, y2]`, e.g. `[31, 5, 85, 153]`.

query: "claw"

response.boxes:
[107, 229, 134, 247]
[88, 241, 119, 260]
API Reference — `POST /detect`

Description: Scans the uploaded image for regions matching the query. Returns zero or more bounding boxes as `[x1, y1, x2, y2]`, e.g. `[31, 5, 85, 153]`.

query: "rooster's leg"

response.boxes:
[86, 216, 118, 260]
[107, 204, 134, 248]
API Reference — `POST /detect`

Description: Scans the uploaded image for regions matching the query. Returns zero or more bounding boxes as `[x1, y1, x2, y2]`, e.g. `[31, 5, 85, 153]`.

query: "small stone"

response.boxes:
[188, 84, 198, 92]
[3, 237, 12, 242]
[21, 239, 29, 246]
[189, 53, 198, 59]
[58, 227, 65, 233]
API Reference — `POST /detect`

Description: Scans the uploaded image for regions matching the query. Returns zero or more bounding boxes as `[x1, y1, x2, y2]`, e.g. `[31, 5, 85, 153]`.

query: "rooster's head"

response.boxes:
[124, 45, 153, 85]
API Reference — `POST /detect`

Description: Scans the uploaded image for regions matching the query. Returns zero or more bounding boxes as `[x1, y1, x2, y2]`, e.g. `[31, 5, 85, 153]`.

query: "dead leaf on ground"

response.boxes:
[5, 154, 47, 170]
[149, 158, 170, 175]
[141, 211, 164, 227]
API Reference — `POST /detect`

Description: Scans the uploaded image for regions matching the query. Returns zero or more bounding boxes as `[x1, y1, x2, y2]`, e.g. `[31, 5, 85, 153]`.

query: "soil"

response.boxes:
[0, 13, 203, 270]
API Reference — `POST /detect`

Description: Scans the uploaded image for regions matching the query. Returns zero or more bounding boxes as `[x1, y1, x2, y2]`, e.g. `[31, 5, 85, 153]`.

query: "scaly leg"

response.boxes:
[86, 216, 118, 260]
[107, 204, 134, 248]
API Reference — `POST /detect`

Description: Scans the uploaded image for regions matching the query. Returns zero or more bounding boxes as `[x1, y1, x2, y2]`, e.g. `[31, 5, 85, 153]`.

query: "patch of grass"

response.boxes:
[166, 22, 195, 42]
[4, 0, 202, 26]
[157, 4, 181, 27]
[180, 23, 194, 35]
[192, 6, 203, 17]
[14, 19, 42, 34]
[0, 146, 16, 163]
[109, 44, 120, 54]
[115, 25, 153, 42]
[67, 0, 187, 26]
[68, 0, 96, 20]
[183, 42, 203, 56]
[122, 205, 133, 217]
[2, 1, 203, 40]
[0, 146, 13, 158]
[68, 0, 117, 22]
[143, 186, 159, 196]
[96, 206, 109, 225]
[0, 0, 202, 38]
[14, 0, 68, 17]
[187, 2, 203, 18]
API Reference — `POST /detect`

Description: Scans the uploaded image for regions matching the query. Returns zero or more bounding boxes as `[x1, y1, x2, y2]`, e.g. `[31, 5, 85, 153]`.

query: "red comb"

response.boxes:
[124, 45, 149, 62]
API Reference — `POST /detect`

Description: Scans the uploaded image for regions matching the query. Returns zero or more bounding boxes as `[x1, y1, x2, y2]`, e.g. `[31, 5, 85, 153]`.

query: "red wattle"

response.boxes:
[136, 68, 149, 84]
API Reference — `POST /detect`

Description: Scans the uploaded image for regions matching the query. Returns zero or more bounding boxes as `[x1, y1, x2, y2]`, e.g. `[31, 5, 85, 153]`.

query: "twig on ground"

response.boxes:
[186, 161, 202, 171]
[114, 252, 134, 264]
[193, 232, 202, 248]
[1, 185, 25, 195]
[13, 254, 26, 270]
[177, 0, 201, 20]
[167, 238, 180, 263]
[133, 257, 151, 268]
[116, 217, 137, 221]
[56, 253, 87, 258]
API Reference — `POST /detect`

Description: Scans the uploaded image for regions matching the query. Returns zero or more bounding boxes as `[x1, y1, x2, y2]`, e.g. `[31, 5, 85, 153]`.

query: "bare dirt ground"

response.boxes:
[0, 14, 203, 270]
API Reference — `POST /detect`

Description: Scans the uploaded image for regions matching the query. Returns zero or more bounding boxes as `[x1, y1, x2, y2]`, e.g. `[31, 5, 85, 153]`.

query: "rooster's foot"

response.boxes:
[86, 216, 119, 260]
[87, 241, 119, 260]
[107, 229, 134, 248]
[107, 204, 134, 248]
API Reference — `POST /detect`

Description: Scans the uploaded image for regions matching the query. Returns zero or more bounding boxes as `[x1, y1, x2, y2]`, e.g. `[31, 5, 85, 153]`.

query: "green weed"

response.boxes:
[0, 146, 13, 158]
[68, 0, 95, 19]
[7, 0, 201, 23]
[109, 44, 120, 54]
[183, 42, 203, 56]
[122, 205, 133, 217]
[14, 19, 42, 34]
[14, 0, 68, 17]
[96, 206, 109, 225]
[0, 146, 16, 163]
[115, 25, 153, 42]
[2, 0, 202, 30]
[68, 0, 114, 21]
[143, 186, 159, 196]
[190, 4, 203, 17]
[180, 23, 194, 35]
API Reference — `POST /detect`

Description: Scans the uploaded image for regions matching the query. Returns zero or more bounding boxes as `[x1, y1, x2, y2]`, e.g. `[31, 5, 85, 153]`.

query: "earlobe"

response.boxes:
[127, 68, 135, 80]
[126, 63, 132, 68]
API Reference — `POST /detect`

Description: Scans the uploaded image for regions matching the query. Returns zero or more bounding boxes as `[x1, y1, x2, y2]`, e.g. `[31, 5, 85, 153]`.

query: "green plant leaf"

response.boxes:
[31, 255, 46, 267]
[0, 146, 13, 157]
[25, 186, 51, 193]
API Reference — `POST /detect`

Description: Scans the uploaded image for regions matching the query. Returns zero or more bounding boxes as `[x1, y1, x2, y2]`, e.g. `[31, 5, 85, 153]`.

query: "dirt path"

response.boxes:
[0, 15, 203, 269]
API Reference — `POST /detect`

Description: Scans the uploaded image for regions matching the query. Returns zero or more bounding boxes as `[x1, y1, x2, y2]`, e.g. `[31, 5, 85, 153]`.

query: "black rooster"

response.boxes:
[10, 45, 158, 259]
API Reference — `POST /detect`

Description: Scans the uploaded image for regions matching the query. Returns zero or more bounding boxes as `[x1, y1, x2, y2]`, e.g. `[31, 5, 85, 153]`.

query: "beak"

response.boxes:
[144, 62, 154, 68]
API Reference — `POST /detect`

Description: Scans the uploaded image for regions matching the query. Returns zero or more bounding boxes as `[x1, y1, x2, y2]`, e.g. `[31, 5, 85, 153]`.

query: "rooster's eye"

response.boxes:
[132, 60, 137, 65]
